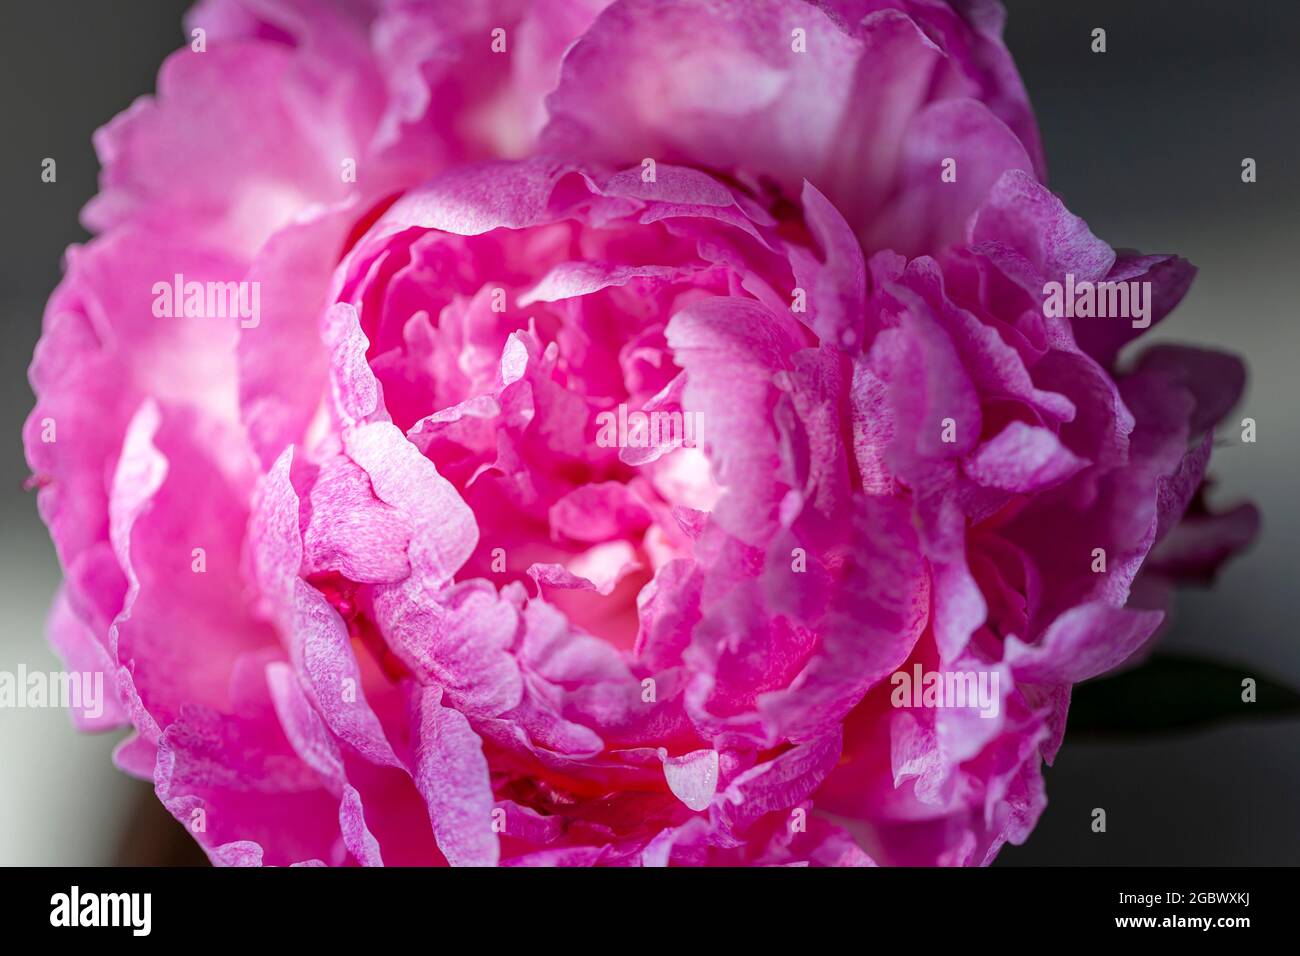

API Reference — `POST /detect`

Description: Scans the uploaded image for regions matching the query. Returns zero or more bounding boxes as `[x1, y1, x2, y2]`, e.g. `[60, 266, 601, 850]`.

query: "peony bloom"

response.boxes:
[25, 0, 1255, 866]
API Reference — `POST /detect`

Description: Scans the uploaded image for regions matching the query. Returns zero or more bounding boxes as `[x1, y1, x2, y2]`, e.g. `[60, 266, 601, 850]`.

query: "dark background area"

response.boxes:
[0, 0, 1296, 864]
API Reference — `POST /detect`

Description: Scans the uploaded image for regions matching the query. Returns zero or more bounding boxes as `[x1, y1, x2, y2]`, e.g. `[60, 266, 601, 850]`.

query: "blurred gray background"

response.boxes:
[0, 1, 1296, 864]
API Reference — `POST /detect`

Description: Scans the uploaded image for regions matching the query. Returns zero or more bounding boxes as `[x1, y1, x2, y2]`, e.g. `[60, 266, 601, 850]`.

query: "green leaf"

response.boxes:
[1067, 655, 1300, 737]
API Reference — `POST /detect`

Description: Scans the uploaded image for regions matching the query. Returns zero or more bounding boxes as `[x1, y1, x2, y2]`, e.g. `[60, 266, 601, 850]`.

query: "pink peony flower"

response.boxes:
[25, 0, 1255, 866]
